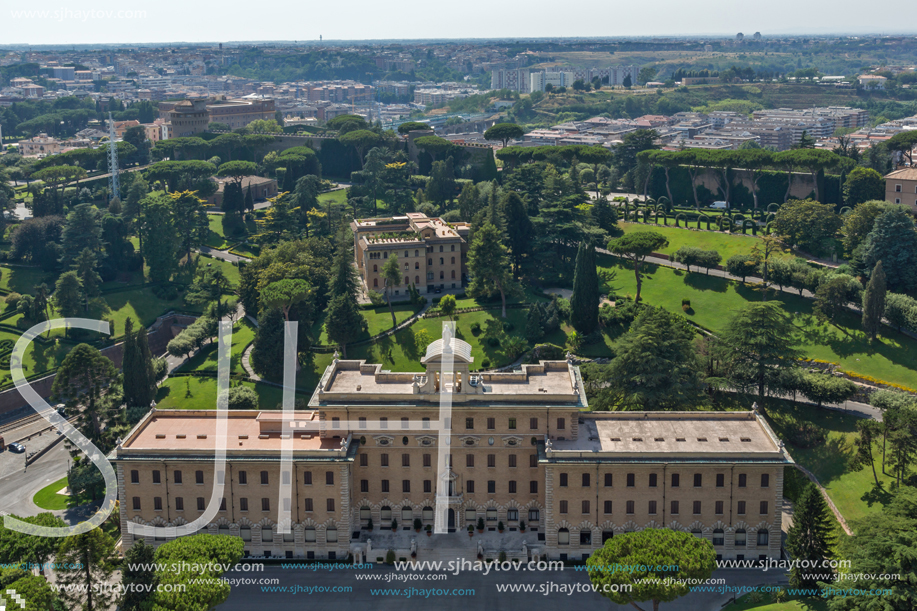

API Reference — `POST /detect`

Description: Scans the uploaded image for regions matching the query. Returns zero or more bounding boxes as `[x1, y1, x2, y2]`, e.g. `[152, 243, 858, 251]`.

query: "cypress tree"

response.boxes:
[121, 318, 139, 403]
[862, 260, 886, 342]
[122, 318, 156, 408]
[251, 307, 286, 381]
[786, 482, 836, 589]
[244, 185, 254, 212]
[570, 241, 599, 334]
[324, 229, 367, 356]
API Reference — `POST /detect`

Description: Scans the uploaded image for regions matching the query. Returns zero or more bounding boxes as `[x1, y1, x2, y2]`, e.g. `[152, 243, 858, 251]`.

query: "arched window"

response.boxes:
[360, 507, 371, 521]
[381, 506, 392, 521]
[558, 528, 570, 545]
[712, 529, 724, 546]
[451, 270, 456, 279]
[440, 271, 444, 279]
[415, 262, 419, 269]
[439, 257, 444, 265]
[415, 276, 420, 284]
[304, 527, 316, 542]
[757, 530, 769, 546]
[326, 527, 338, 543]
[735, 529, 746, 546]
[373, 264, 377, 272]
[404, 250, 409, 257]
[415, 250, 419, 257]
[404, 276, 409, 285]
[451, 256, 455, 264]
[465, 509, 476, 522]
[529, 509, 540, 522]
[404, 263, 408, 270]
[422, 507, 434, 521]
[401, 507, 412, 522]
[373, 279, 378, 287]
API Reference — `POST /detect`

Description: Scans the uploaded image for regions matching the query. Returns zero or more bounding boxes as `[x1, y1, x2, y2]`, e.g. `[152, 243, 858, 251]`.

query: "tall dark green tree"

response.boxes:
[52, 343, 118, 439]
[606, 231, 668, 302]
[856, 208, 917, 294]
[53, 270, 84, 332]
[467, 222, 517, 318]
[570, 241, 599, 334]
[786, 482, 836, 589]
[120, 539, 157, 611]
[862, 260, 887, 342]
[595, 306, 702, 410]
[61, 202, 103, 261]
[502, 191, 533, 276]
[122, 317, 157, 409]
[73, 247, 102, 302]
[324, 230, 367, 356]
[139, 192, 179, 283]
[716, 302, 803, 401]
[55, 527, 117, 611]
[250, 306, 285, 381]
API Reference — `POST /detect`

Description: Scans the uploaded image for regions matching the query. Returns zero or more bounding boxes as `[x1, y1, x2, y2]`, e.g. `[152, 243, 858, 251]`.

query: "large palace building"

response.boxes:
[111, 335, 793, 562]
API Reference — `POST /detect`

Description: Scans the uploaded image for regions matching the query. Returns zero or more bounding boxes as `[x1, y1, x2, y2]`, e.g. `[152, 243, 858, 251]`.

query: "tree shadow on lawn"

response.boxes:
[682, 270, 729, 293]
[861, 481, 893, 508]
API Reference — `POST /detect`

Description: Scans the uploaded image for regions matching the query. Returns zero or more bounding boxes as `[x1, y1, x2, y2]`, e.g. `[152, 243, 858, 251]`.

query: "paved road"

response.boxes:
[219, 565, 786, 611]
[0, 441, 74, 519]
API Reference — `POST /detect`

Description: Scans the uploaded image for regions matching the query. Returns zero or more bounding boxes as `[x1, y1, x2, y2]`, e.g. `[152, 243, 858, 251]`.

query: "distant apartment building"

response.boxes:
[166, 99, 210, 138]
[858, 75, 887, 90]
[571, 66, 639, 86]
[491, 69, 530, 93]
[530, 71, 576, 92]
[885, 168, 917, 211]
[351, 213, 470, 294]
[51, 66, 75, 80]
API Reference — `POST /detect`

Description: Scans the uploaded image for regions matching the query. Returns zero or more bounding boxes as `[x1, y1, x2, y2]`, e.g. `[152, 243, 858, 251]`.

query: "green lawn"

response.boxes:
[349, 307, 534, 372]
[191, 255, 241, 287]
[616, 221, 762, 261]
[318, 189, 348, 206]
[205, 213, 233, 250]
[598, 253, 917, 390]
[32, 476, 70, 511]
[0, 266, 56, 294]
[312, 304, 420, 345]
[764, 399, 893, 523]
[177, 319, 256, 375]
[726, 593, 828, 611]
[87, 286, 202, 339]
[228, 243, 260, 259]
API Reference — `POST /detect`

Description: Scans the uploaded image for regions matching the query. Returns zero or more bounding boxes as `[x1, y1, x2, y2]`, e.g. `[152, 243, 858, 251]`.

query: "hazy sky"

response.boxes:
[4, 0, 917, 46]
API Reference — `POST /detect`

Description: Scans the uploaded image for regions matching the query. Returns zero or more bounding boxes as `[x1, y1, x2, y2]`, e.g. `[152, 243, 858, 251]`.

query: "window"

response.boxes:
[582, 473, 590, 487]
[715, 500, 724, 515]
[671, 473, 680, 487]
[451, 270, 456, 279]
[530, 454, 538, 468]
[509, 480, 517, 494]
[373, 278, 378, 287]
[261, 498, 270, 511]
[760, 501, 769, 515]
[423, 454, 431, 467]
[439, 246, 443, 252]
[130, 470, 139, 484]
[487, 454, 496, 468]
[360, 480, 368, 493]
[332, 417, 340, 429]
[649, 500, 657, 515]
[626, 501, 635, 514]
[132, 497, 141, 510]
[174, 470, 183, 484]
[581, 500, 590, 514]
[737, 501, 746, 515]
[559, 473, 568, 487]
[738, 474, 747, 488]
[381, 480, 389, 493]
[303, 471, 312, 485]
[626, 473, 635, 487]
[422, 417, 430, 429]
[402, 480, 410, 493]
[327, 499, 335, 512]
[604, 474, 613, 487]
[604, 500, 612, 514]
[424, 480, 431, 493]
[304, 498, 313, 512]
[507, 509, 519, 521]
[197, 497, 205, 511]
[761, 474, 770, 488]
[529, 509, 540, 522]
[896, 184, 902, 192]
[196, 470, 204, 485]
[486, 508, 497, 522]
[152, 470, 161, 484]
[415, 250, 419, 257]
[757, 530, 769, 546]
[381, 454, 389, 467]
[402, 454, 410, 467]
[716, 473, 725, 488]
[304, 527, 316, 542]
[260, 471, 269, 485]
[671, 500, 679, 515]
[359, 453, 368, 467]
[487, 418, 495, 430]
[326, 471, 334, 485]
[380, 417, 388, 429]
[509, 454, 517, 468]
[530, 417, 538, 430]
[467, 480, 475, 493]
[487, 481, 496, 494]
[558, 528, 570, 545]
[238, 497, 247, 511]
[649, 473, 657, 487]
[175, 497, 184, 511]
[694, 474, 702, 487]
[439, 257, 444, 265]
[557, 418, 565, 430]
[735, 529, 747, 546]
[713, 529, 724, 546]
[559, 500, 568, 514]
[451, 245, 455, 252]
[508, 418, 517, 430]
[530, 481, 538, 494]
[466, 417, 474, 430]
[451, 256, 455, 264]
[580, 530, 592, 545]
[219, 498, 226, 511]
[693, 501, 702, 514]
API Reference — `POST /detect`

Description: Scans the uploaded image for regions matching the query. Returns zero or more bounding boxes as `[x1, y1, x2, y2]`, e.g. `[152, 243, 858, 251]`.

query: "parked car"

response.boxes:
[8, 442, 25, 453]
[709, 201, 728, 209]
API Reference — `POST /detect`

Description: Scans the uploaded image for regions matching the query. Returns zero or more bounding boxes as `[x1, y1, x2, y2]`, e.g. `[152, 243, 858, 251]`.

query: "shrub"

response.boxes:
[480, 358, 490, 368]
[153, 284, 179, 301]
[368, 290, 385, 306]
[502, 321, 515, 332]
[414, 518, 422, 531]
[391, 518, 398, 530]
[470, 322, 481, 335]
[486, 336, 501, 348]
[785, 422, 827, 449]
[4, 292, 21, 309]
[497, 521, 504, 531]
[227, 386, 259, 410]
[477, 517, 485, 531]
[385, 550, 396, 565]
[498, 551, 507, 562]
[682, 298, 691, 307]
[533, 343, 566, 360]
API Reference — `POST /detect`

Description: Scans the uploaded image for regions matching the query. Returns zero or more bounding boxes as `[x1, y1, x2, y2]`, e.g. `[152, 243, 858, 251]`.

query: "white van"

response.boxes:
[709, 201, 728, 209]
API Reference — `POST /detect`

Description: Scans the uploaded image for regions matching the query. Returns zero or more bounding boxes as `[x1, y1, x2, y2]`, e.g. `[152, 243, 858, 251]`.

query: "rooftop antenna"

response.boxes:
[107, 111, 120, 202]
